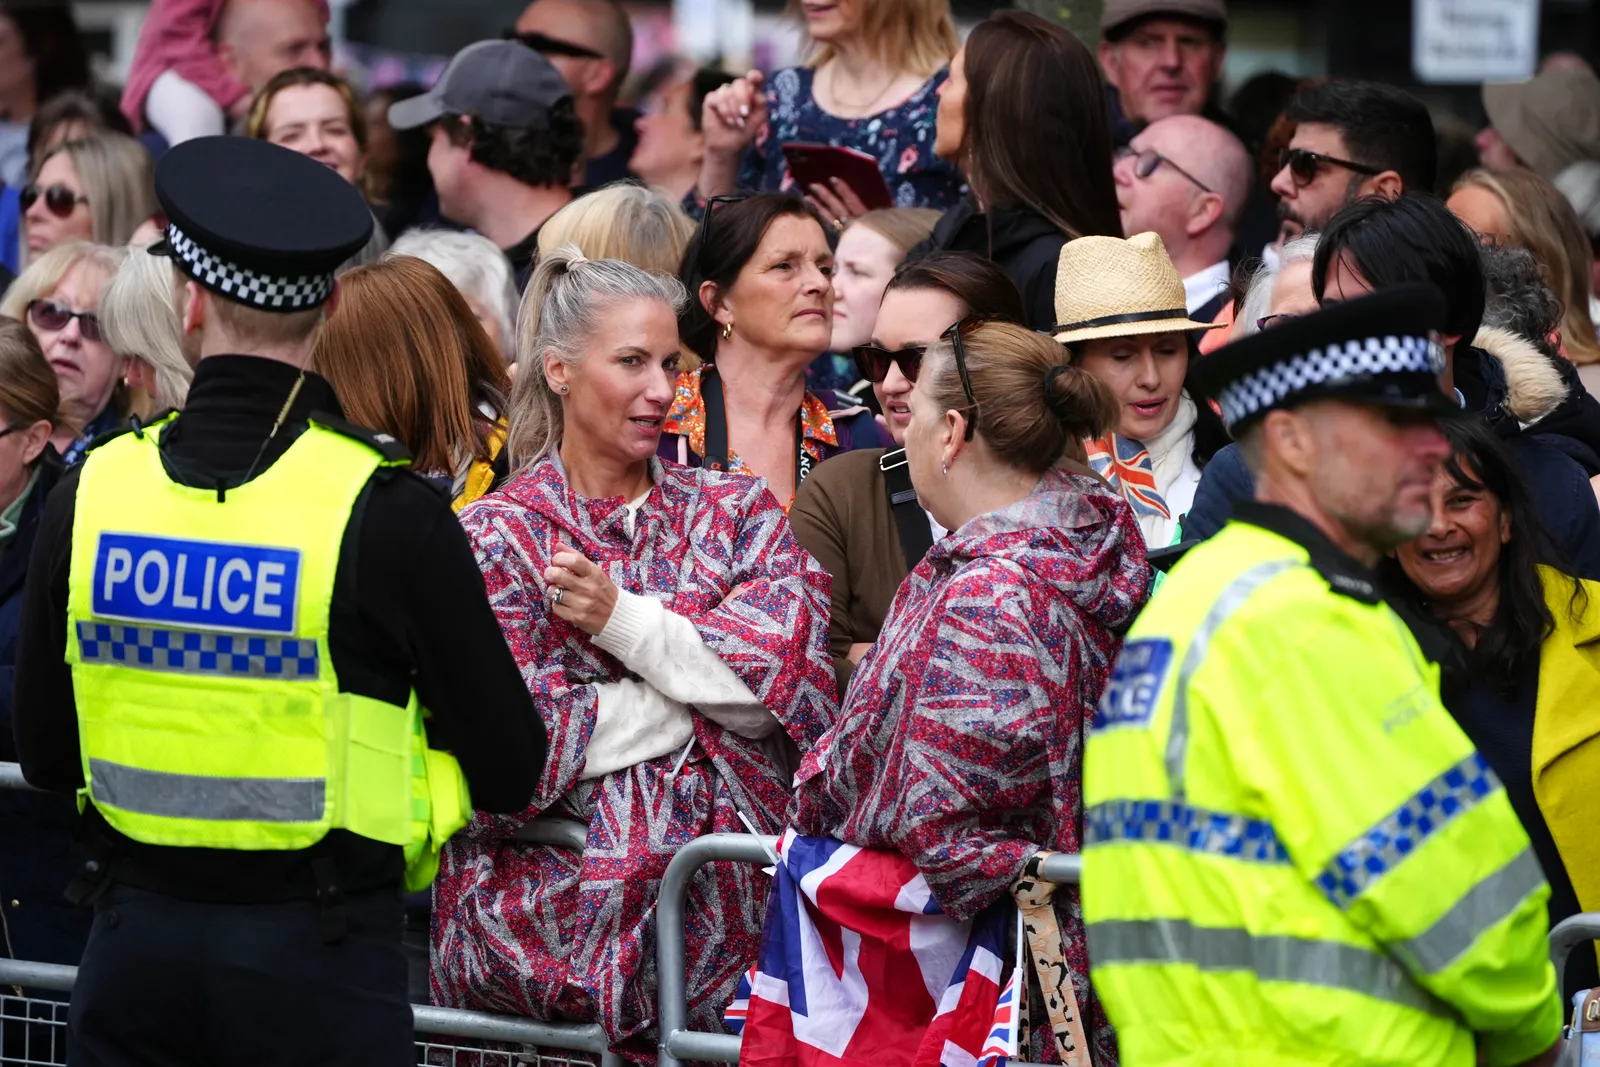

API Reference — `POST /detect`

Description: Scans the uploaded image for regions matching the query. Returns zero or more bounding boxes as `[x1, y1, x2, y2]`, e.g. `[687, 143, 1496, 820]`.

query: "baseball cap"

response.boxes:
[1102, 0, 1229, 38]
[1482, 68, 1600, 181]
[389, 40, 573, 132]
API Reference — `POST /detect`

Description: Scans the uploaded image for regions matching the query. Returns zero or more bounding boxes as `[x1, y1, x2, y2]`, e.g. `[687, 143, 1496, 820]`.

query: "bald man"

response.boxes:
[217, 0, 331, 97]
[514, 0, 636, 188]
[1114, 114, 1253, 322]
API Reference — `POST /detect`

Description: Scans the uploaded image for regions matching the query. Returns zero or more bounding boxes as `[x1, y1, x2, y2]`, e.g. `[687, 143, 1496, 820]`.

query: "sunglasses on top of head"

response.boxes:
[28, 299, 103, 342]
[21, 183, 87, 218]
[852, 344, 925, 385]
[1277, 147, 1382, 188]
[503, 28, 605, 59]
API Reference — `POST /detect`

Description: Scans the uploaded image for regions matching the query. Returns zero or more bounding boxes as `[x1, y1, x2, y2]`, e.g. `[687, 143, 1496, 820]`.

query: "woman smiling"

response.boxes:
[1388, 417, 1600, 999]
[432, 247, 835, 1058]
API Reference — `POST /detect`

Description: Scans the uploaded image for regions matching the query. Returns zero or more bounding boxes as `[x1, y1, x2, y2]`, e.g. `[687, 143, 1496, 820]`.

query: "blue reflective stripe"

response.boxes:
[1085, 799, 1291, 864]
[1316, 752, 1501, 909]
[76, 621, 319, 679]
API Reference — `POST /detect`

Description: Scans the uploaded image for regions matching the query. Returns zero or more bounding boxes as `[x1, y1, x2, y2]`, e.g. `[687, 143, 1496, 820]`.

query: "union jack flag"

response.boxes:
[1086, 434, 1170, 520]
[732, 830, 1023, 1067]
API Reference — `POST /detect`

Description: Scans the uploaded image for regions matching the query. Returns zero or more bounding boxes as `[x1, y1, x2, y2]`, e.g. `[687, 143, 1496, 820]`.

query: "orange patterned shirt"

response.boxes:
[662, 367, 840, 507]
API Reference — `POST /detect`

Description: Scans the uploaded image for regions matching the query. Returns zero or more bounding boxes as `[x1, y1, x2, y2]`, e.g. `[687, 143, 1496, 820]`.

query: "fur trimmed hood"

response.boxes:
[1473, 325, 1568, 425]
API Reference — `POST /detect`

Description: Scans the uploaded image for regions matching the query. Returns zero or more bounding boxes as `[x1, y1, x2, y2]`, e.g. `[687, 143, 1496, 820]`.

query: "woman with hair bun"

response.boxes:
[432, 246, 836, 1059]
[746, 319, 1149, 1064]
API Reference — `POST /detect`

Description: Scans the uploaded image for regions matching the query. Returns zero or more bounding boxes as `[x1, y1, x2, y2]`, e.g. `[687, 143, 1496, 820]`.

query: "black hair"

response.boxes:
[1312, 193, 1486, 341]
[689, 69, 736, 134]
[1384, 416, 1586, 696]
[886, 250, 1026, 326]
[372, 82, 433, 209]
[677, 192, 829, 362]
[1227, 70, 1299, 157]
[444, 99, 585, 190]
[2, 1, 90, 109]
[1480, 242, 1564, 362]
[1285, 80, 1436, 193]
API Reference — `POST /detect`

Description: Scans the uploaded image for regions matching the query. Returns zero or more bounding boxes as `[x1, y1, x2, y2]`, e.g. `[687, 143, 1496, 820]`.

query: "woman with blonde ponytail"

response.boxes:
[433, 246, 837, 1058]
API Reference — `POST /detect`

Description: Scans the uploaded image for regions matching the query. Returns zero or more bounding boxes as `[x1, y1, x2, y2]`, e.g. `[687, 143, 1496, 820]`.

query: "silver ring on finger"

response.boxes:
[550, 587, 564, 606]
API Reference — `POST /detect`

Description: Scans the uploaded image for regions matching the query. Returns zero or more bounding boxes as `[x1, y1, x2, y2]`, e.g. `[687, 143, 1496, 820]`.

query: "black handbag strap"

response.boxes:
[880, 448, 934, 569]
[702, 367, 812, 486]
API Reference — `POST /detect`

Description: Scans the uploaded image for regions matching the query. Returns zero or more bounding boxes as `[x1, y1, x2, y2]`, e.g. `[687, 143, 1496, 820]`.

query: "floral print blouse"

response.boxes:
[700, 66, 966, 212]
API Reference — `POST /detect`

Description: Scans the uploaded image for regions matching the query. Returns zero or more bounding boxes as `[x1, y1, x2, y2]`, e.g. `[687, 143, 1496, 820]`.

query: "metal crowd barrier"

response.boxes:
[650, 833, 1081, 1067]
[0, 762, 620, 1067]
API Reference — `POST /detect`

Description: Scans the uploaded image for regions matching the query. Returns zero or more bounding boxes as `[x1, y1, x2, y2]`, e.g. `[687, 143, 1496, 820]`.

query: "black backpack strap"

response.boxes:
[701, 368, 730, 472]
[880, 449, 934, 569]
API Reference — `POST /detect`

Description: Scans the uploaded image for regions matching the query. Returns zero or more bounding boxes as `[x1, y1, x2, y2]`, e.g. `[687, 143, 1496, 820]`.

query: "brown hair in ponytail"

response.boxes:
[923, 320, 1117, 473]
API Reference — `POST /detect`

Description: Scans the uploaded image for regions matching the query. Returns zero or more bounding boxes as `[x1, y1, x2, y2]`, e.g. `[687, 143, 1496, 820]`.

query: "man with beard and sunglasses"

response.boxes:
[1269, 80, 1435, 239]
[511, 0, 637, 189]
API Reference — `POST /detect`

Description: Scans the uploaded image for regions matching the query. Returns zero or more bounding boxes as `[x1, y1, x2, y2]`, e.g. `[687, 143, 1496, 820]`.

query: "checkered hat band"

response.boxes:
[166, 222, 334, 312]
[1217, 334, 1445, 427]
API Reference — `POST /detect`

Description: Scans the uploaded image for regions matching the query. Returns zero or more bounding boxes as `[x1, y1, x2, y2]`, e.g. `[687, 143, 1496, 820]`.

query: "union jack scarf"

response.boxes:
[1085, 434, 1170, 521]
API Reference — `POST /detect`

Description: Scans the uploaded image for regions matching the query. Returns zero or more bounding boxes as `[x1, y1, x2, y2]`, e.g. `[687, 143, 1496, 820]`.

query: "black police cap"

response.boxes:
[150, 136, 373, 314]
[1191, 283, 1457, 433]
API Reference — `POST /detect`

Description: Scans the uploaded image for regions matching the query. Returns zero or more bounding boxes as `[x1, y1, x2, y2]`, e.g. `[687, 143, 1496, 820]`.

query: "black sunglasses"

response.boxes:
[853, 344, 925, 384]
[28, 299, 103, 342]
[942, 319, 982, 442]
[695, 194, 747, 278]
[1116, 146, 1212, 193]
[1278, 147, 1382, 188]
[21, 183, 87, 218]
[503, 29, 605, 59]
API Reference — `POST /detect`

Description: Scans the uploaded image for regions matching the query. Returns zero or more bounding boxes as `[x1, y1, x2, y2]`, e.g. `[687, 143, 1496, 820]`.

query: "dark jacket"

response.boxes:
[909, 200, 1067, 332]
[0, 455, 90, 966]
[1185, 332, 1600, 580]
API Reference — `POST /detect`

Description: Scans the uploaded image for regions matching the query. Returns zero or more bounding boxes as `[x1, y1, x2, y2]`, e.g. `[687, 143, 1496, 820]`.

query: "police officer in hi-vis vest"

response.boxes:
[1082, 285, 1564, 1067]
[13, 137, 547, 1065]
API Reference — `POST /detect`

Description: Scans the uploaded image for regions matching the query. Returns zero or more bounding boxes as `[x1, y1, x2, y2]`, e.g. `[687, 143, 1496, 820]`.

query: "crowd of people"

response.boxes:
[0, 0, 1596, 1063]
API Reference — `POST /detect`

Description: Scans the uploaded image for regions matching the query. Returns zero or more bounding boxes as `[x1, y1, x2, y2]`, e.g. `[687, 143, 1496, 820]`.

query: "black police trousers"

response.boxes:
[68, 883, 412, 1066]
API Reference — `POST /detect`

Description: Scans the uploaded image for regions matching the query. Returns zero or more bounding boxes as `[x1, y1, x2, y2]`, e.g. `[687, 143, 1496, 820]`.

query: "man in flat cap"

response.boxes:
[1099, 0, 1229, 146]
[1080, 286, 1564, 1067]
[13, 136, 546, 1064]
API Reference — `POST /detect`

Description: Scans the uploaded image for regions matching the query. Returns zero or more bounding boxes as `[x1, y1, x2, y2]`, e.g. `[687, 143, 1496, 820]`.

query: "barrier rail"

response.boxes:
[0, 764, 620, 1067]
[652, 836, 1083, 1067]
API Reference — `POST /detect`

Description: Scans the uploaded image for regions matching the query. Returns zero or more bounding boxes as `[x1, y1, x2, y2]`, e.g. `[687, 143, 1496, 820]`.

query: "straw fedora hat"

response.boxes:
[1051, 231, 1226, 345]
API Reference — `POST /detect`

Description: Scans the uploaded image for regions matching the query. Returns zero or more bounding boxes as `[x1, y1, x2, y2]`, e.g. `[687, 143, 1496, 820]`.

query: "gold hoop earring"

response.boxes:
[721, 319, 733, 341]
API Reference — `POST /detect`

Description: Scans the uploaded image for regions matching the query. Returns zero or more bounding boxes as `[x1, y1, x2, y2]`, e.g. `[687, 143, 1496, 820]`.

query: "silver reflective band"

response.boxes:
[1165, 560, 1300, 798]
[1390, 848, 1547, 975]
[90, 759, 326, 823]
[1087, 916, 1447, 1017]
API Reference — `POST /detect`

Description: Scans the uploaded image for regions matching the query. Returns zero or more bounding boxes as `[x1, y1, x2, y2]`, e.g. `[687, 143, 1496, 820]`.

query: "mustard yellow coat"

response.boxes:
[1534, 567, 1600, 919]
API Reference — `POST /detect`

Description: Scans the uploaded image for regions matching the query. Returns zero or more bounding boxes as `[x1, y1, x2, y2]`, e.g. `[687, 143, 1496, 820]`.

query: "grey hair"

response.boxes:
[100, 243, 193, 412]
[338, 209, 391, 276]
[1554, 161, 1600, 239]
[1480, 242, 1564, 361]
[1236, 231, 1321, 338]
[505, 243, 687, 469]
[389, 228, 517, 356]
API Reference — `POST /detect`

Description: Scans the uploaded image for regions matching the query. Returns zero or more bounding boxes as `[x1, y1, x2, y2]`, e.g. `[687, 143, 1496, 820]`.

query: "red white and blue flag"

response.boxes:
[1086, 434, 1171, 520]
[730, 830, 1022, 1067]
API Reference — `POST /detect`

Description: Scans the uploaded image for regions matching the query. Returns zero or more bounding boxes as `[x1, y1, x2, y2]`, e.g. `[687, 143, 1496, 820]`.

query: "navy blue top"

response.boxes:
[720, 66, 965, 212]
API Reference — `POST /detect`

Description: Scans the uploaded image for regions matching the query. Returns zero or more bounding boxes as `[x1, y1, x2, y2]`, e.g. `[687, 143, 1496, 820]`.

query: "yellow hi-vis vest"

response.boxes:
[65, 418, 470, 892]
[1081, 517, 1563, 1067]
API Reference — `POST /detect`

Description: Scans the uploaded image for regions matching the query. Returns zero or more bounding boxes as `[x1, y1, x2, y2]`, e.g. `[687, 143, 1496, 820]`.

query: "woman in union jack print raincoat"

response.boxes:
[430, 249, 837, 1062]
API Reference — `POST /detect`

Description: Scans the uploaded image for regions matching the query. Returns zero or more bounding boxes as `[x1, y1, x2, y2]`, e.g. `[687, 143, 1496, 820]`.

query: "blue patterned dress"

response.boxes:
[706, 66, 965, 211]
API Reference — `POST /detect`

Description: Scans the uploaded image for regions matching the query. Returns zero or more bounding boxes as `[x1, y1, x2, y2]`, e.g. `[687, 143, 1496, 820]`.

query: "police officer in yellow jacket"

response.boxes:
[12, 137, 547, 1065]
[1082, 284, 1564, 1067]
